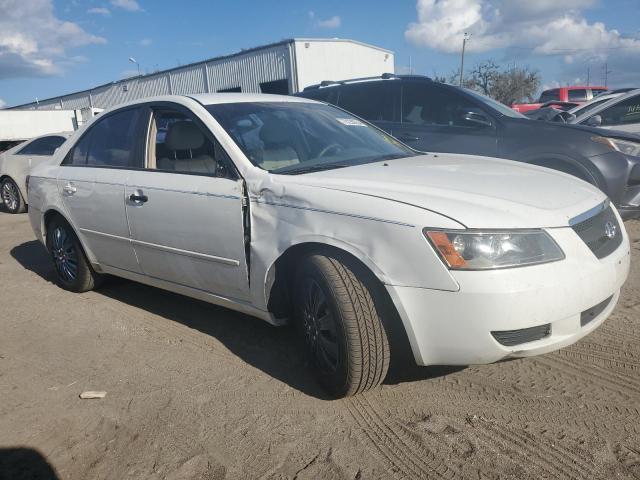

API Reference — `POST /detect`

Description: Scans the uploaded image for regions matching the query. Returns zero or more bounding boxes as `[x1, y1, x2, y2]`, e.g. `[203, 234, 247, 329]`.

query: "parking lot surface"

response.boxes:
[1, 210, 639, 480]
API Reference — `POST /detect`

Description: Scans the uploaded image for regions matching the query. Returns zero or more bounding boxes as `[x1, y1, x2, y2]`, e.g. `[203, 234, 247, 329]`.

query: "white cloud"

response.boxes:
[88, 7, 110, 15]
[405, 0, 640, 85]
[139, 38, 152, 47]
[317, 15, 341, 29]
[405, 0, 640, 56]
[110, 0, 142, 12]
[0, 98, 6, 109]
[0, 0, 106, 79]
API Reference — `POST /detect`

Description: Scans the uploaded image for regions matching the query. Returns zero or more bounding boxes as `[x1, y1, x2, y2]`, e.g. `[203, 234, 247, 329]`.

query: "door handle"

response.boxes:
[129, 190, 148, 204]
[62, 183, 77, 196]
[397, 134, 420, 142]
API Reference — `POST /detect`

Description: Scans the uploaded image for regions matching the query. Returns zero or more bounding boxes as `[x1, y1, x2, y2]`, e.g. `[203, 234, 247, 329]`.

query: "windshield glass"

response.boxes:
[569, 97, 610, 117]
[463, 88, 528, 119]
[207, 102, 415, 174]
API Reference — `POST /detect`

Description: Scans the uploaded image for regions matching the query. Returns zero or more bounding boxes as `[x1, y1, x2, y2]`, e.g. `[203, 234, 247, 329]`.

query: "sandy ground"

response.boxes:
[0, 210, 639, 480]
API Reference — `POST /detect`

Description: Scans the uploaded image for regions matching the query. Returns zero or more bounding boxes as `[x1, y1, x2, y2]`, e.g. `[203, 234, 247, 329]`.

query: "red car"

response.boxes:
[512, 86, 608, 113]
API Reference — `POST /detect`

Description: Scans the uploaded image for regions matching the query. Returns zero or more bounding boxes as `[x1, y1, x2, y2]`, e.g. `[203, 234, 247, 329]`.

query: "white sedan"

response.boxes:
[27, 94, 630, 397]
[0, 133, 70, 213]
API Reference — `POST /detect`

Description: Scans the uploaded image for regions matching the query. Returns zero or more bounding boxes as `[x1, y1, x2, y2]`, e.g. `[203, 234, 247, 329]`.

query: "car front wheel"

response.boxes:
[1, 178, 26, 214]
[294, 253, 390, 397]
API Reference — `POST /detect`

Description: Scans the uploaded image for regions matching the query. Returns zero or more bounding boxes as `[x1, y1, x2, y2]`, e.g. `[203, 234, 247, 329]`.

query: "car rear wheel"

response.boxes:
[1, 178, 26, 214]
[294, 253, 390, 397]
[46, 217, 101, 292]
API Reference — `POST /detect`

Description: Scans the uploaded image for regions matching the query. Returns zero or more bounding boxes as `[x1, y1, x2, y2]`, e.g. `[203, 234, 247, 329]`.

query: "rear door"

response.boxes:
[124, 104, 250, 301]
[396, 83, 498, 155]
[57, 107, 143, 273]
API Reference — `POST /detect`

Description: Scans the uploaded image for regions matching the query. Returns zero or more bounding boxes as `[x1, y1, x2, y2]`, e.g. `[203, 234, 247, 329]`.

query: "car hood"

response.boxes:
[283, 154, 606, 229]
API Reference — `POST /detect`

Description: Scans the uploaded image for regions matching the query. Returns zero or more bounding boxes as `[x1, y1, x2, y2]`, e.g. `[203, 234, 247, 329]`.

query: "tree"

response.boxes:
[433, 60, 541, 106]
[489, 66, 541, 105]
[468, 60, 499, 95]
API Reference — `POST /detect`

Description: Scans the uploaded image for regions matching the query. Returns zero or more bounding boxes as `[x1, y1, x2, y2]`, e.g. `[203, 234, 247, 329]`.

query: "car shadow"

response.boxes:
[10, 240, 461, 399]
[0, 447, 59, 480]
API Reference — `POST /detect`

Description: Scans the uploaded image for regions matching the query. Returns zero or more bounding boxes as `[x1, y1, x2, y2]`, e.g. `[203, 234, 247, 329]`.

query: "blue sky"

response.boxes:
[1, 0, 639, 108]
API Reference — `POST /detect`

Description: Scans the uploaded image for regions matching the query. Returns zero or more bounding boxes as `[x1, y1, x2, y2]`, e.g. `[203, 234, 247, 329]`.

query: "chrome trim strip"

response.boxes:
[252, 200, 415, 227]
[79, 228, 240, 266]
[569, 199, 610, 226]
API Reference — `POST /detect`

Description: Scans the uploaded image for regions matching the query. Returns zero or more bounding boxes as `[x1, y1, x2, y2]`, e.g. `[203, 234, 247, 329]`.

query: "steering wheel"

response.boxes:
[318, 143, 342, 158]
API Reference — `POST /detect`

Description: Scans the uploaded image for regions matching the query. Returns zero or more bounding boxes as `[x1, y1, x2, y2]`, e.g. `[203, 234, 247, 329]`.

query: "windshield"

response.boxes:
[206, 102, 416, 174]
[462, 88, 528, 119]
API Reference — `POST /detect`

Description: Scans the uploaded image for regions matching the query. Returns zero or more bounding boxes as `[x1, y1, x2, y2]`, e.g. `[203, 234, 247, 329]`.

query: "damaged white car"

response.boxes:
[27, 94, 630, 397]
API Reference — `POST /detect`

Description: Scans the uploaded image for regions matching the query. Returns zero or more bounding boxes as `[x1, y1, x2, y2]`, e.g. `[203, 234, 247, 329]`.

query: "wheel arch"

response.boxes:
[264, 239, 416, 367]
[526, 156, 604, 189]
[42, 208, 98, 265]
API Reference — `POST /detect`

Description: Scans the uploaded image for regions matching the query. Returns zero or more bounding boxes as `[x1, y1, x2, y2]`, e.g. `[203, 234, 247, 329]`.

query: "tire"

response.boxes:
[46, 217, 102, 292]
[1, 177, 26, 214]
[293, 253, 390, 397]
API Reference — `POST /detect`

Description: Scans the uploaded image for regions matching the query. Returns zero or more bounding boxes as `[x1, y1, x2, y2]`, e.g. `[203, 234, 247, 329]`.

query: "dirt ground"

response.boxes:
[0, 210, 639, 480]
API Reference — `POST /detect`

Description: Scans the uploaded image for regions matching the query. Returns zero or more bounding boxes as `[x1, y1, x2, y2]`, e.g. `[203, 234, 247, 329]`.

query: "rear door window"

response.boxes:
[568, 89, 588, 102]
[539, 89, 560, 103]
[17, 136, 66, 156]
[338, 82, 397, 122]
[63, 108, 142, 167]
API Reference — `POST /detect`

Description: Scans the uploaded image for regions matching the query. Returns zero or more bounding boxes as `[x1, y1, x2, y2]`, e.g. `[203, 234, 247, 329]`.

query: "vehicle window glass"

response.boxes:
[207, 102, 415, 174]
[149, 109, 230, 177]
[539, 89, 560, 103]
[17, 136, 66, 156]
[63, 131, 91, 166]
[568, 89, 588, 102]
[299, 87, 338, 105]
[86, 108, 141, 168]
[402, 84, 488, 127]
[338, 82, 395, 122]
[599, 95, 640, 126]
[572, 97, 610, 117]
[463, 88, 527, 118]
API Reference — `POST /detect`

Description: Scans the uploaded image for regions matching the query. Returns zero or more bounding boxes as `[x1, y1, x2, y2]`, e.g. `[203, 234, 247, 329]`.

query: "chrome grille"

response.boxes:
[571, 205, 622, 259]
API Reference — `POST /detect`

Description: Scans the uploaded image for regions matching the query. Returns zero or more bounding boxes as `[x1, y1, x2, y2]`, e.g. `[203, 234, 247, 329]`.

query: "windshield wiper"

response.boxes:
[277, 163, 351, 175]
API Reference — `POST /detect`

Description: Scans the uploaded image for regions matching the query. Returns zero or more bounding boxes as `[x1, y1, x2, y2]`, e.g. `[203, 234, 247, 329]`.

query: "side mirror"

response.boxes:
[463, 111, 493, 128]
[585, 115, 602, 127]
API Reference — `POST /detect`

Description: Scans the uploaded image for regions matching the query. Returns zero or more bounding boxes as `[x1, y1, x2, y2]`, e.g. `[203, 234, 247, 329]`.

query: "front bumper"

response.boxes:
[387, 224, 631, 366]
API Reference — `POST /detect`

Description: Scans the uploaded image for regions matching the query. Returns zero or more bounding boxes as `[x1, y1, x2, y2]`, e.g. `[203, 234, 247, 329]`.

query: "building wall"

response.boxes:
[11, 39, 393, 111]
[16, 42, 294, 111]
[293, 39, 394, 90]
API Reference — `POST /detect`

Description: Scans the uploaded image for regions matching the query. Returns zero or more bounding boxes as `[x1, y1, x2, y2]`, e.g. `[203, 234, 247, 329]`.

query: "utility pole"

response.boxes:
[459, 32, 470, 87]
[603, 62, 612, 87]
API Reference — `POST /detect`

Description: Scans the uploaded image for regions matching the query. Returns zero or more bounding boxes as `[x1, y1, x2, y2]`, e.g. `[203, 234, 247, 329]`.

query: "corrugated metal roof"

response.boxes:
[9, 38, 391, 110]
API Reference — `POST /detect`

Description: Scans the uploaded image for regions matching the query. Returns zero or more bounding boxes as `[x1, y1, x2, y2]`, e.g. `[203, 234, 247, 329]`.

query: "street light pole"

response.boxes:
[129, 57, 141, 76]
[459, 33, 470, 87]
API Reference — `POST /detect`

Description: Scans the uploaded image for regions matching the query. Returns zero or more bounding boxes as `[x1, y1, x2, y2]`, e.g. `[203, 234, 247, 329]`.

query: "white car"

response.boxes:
[27, 94, 630, 397]
[570, 89, 640, 134]
[0, 133, 70, 213]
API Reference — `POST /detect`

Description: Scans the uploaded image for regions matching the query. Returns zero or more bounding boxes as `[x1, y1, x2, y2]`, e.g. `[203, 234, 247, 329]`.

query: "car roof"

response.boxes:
[302, 73, 432, 91]
[189, 93, 317, 105]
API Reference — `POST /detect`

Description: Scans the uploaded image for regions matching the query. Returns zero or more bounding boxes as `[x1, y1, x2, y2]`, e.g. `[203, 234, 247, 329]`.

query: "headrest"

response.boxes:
[259, 118, 293, 145]
[165, 121, 204, 150]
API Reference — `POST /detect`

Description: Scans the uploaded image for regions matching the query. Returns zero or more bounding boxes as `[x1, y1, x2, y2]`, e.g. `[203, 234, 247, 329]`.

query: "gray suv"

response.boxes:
[297, 74, 640, 219]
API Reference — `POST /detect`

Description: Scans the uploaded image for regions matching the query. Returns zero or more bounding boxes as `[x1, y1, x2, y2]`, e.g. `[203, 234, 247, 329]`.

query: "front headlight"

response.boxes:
[424, 229, 565, 270]
[592, 136, 640, 157]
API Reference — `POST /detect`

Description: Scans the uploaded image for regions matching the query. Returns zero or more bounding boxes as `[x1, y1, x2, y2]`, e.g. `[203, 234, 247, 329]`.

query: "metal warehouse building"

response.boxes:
[10, 38, 394, 111]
